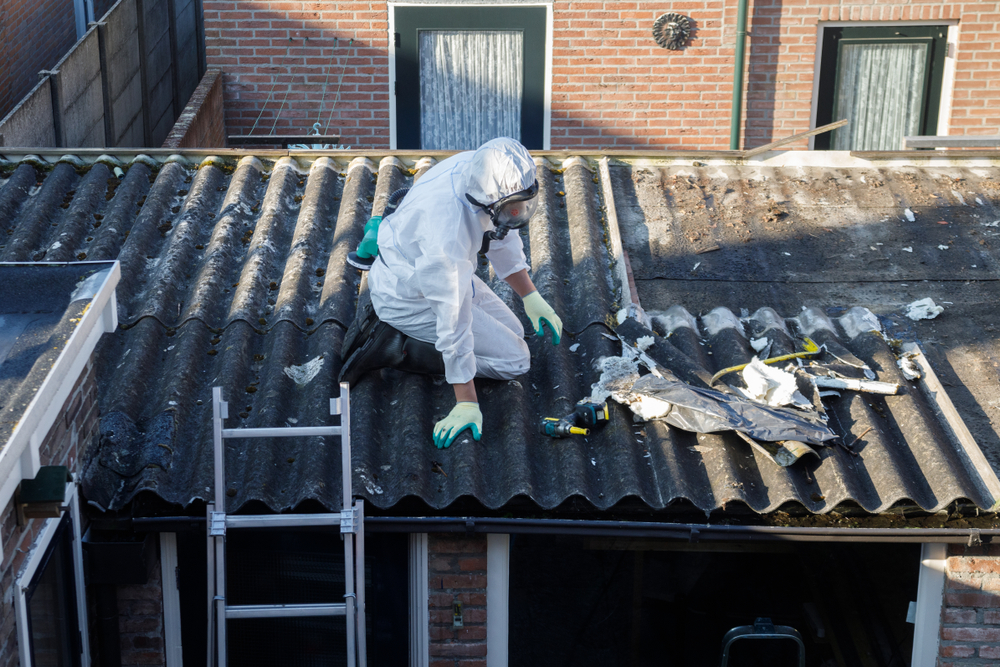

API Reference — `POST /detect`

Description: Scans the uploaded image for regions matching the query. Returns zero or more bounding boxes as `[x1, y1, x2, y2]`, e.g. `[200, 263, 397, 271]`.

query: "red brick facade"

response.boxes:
[0, 0, 78, 121]
[203, 0, 1000, 151]
[428, 534, 488, 666]
[938, 543, 1000, 664]
[0, 355, 98, 667]
[118, 554, 166, 667]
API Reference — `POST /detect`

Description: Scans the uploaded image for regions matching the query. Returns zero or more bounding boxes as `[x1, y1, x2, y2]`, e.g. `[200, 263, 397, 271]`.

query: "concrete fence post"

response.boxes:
[92, 20, 114, 150]
[39, 70, 64, 147]
[167, 0, 181, 118]
[134, 0, 152, 146]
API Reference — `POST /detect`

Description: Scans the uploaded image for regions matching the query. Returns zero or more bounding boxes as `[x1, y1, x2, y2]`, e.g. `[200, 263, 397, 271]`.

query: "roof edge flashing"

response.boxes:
[0, 261, 120, 511]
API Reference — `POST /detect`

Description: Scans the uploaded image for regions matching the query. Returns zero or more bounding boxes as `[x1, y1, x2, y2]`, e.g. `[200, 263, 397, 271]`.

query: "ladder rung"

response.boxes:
[225, 603, 347, 619]
[221, 426, 342, 439]
[226, 514, 343, 529]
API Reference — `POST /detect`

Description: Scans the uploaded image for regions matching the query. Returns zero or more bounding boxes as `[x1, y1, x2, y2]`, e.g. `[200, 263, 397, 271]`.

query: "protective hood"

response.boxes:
[463, 137, 536, 207]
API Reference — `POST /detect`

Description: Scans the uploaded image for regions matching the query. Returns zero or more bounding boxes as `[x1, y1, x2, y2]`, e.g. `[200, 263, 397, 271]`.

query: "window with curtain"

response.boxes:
[393, 6, 547, 150]
[832, 42, 928, 151]
[419, 31, 523, 151]
[815, 26, 948, 151]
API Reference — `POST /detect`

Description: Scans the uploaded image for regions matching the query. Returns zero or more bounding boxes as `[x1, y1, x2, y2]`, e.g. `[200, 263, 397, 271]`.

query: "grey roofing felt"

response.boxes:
[0, 263, 115, 445]
[1, 151, 999, 517]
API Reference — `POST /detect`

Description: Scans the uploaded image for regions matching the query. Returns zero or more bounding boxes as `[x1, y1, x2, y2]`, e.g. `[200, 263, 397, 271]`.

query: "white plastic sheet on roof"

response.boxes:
[419, 30, 523, 150]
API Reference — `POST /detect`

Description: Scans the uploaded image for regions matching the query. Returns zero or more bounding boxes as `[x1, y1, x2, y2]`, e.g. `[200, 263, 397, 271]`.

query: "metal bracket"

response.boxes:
[210, 511, 227, 536]
[969, 529, 983, 548]
[340, 505, 360, 534]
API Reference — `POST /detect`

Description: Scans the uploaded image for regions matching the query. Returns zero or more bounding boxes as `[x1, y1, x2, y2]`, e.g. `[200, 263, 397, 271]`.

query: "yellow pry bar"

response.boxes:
[709, 337, 821, 386]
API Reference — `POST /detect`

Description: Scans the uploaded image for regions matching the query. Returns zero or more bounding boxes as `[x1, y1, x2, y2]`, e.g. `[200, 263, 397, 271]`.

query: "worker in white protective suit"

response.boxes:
[339, 138, 562, 448]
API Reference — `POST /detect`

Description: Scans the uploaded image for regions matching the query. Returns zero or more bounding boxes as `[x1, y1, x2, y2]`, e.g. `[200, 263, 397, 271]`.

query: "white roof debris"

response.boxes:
[906, 298, 944, 321]
[283, 355, 325, 385]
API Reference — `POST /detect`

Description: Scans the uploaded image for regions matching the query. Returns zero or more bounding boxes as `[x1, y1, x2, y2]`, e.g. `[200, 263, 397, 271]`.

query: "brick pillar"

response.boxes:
[428, 534, 488, 666]
[938, 544, 1000, 663]
[118, 551, 166, 667]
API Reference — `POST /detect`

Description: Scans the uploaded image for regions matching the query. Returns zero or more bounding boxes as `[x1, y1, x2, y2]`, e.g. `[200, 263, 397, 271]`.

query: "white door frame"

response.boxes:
[388, 2, 554, 150]
[14, 481, 90, 667]
[409, 533, 429, 667]
[808, 20, 958, 149]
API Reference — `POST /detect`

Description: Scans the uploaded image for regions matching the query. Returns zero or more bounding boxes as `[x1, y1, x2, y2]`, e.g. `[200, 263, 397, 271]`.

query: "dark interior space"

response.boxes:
[177, 529, 408, 666]
[509, 535, 920, 667]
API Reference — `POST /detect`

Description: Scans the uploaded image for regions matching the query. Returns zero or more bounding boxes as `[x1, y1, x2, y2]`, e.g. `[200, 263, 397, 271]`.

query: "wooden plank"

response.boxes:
[904, 135, 1000, 149]
[852, 150, 1000, 159]
[598, 156, 635, 309]
[743, 119, 848, 158]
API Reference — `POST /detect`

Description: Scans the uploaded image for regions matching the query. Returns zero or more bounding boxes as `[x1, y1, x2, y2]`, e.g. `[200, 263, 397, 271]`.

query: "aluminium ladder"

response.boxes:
[207, 383, 366, 666]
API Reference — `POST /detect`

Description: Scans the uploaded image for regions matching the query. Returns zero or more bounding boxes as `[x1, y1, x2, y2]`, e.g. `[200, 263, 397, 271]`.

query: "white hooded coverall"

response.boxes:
[367, 138, 535, 385]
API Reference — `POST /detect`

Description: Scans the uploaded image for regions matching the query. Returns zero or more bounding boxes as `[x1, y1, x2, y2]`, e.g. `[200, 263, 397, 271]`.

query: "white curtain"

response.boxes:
[419, 31, 522, 150]
[832, 42, 929, 151]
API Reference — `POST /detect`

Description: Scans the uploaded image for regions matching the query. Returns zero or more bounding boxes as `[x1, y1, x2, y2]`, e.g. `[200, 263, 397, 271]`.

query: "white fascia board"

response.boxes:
[0, 261, 120, 512]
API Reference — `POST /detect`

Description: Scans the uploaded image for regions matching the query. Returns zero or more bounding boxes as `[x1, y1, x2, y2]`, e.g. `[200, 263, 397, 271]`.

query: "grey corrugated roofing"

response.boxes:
[2, 150, 998, 517]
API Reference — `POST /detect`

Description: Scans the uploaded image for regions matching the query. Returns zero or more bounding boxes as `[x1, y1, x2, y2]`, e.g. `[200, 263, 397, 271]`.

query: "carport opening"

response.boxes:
[509, 535, 920, 667]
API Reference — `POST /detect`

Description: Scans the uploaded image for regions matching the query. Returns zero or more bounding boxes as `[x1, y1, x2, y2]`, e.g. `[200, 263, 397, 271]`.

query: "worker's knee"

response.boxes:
[476, 340, 530, 380]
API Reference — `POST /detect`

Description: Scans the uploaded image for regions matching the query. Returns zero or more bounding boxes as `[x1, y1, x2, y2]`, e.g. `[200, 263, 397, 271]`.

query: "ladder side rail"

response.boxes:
[335, 383, 360, 667]
[355, 499, 367, 667]
[206, 503, 216, 667]
[337, 383, 352, 510]
[215, 533, 227, 666]
[212, 388, 228, 665]
[345, 531, 357, 667]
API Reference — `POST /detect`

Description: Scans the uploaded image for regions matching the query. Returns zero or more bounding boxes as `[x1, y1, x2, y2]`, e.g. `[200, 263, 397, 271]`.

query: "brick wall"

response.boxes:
[203, 0, 389, 148]
[163, 68, 228, 148]
[204, 0, 1000, 151]
[118, 550, 165, 667]
[0, 355, 99, 666]
[0, 0, 78, 120]
[938, 543, 1000, 664]
[428, 534, 487, 666]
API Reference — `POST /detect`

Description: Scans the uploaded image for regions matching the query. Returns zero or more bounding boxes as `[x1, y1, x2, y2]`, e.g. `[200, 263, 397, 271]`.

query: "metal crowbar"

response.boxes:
[710, 337, 821, 386]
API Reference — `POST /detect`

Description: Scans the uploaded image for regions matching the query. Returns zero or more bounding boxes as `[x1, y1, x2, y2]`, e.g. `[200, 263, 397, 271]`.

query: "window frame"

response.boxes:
[812, 23, 951, 151]
[14, 482, 90, 667]
[389, 3, 553, 151]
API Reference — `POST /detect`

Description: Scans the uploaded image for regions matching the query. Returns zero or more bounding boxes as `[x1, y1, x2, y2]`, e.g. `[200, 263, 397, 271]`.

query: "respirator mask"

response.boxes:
[466, 180, 539, 255]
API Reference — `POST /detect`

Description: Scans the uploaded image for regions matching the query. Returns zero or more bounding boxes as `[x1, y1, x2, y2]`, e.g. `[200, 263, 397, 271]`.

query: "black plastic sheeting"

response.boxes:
[1, 153, 995, 516]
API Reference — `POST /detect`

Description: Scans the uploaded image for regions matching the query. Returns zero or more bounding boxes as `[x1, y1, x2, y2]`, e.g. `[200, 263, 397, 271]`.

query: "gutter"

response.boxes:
[127, 514, 996, 544]
[364, 516, 998, 545]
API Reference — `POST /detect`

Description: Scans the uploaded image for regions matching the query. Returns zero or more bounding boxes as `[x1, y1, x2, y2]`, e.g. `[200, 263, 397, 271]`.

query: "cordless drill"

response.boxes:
[539, 401, 610, 438]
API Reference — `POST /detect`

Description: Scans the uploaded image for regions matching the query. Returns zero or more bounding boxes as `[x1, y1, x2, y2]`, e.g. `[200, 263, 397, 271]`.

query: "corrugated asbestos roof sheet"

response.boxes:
[1, 151, 998, 516]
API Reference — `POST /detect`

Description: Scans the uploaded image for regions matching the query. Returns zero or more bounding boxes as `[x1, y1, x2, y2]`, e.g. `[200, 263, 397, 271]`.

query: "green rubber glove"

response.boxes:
[356, 215, 382, 260]
[522, 291, 562, 345]
[433, 402, 482, 449]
